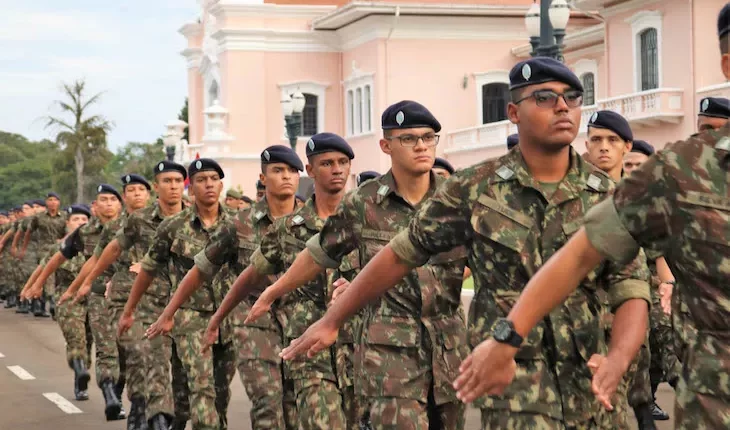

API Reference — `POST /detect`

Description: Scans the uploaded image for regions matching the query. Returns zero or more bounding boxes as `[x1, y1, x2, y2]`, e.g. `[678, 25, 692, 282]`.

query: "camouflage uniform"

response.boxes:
[195, 198, 301, 430]
[251, 195, 349, 429]
[17, 216, 40, 295]
[61, 217, 124, 387]
[388, 148, 652, 429]
[95, 213, 145, 403]
[646, 257, 681, 388]
[0, 223, 11, 298]
[116, 202, 190, 423]
[306, 171, 469, 430]
[141, 204, 236, 430]
[25, 210, 67, 260]
[583, 126, 730, 429]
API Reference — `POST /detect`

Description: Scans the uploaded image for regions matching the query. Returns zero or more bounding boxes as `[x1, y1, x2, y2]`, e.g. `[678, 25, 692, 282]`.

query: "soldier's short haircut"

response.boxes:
[722, 34, 729, 54]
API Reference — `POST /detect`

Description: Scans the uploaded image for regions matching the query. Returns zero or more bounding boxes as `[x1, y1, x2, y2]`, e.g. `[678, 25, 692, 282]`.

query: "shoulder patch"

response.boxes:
[586, 174, 602, 191]
[377, 185, 389, 196]
[715, 136, 730, 151]
[496, 165, 514, 180]
[291, 214, 305, 225]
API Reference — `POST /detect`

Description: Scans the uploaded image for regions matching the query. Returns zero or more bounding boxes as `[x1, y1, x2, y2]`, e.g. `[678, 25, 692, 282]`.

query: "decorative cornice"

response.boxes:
[209, 1, 335, 20]
[214, 28, 339, 53]
[180, 47, 203, 69]
[179, 22, 203, 38]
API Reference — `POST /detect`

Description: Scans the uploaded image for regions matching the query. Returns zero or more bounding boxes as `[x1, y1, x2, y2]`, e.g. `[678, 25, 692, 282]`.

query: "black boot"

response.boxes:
[74, 375, 89, 401]
[15, 299, 28, 313]
[32, 299, 48, 317]
[651, 401, 670, 420]
[101, 379, 123, 421]
[634, 403, 658, 430]
[114, 378, 127, 419]
[128, 395, 148, 430]
[148, 413, 172, 430]
[49, 300, 56, 320]
[4, 295, 17, 308]
[170, 417, 187, 430]
[71, 358, 90, 398]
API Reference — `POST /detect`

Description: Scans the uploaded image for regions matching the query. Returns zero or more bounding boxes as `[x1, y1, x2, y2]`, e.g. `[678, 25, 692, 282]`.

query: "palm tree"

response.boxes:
[44, 80, 113, 202]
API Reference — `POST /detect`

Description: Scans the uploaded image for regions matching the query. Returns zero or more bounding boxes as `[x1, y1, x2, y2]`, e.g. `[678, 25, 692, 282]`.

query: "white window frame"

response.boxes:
[343, 72, 374, 138]
[278, 81, 328, 138]
[626, 10, 663, 93]
[473, 70, 510, 126]
[572, 59, 599, 105]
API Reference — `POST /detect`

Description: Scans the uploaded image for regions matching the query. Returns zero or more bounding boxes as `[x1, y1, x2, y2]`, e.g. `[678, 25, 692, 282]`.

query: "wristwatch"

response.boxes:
[491, 318, 523, 348]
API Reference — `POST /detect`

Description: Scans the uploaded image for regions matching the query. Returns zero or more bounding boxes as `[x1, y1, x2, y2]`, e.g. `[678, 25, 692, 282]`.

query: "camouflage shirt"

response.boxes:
[26, 210, 67, 254]
[194, 198, 302, 330]
[584, 125, 730, 416]
[391, 147, 651, 424]
[61, 217, 114, 294]
[116, 202, 182, 300]
[141, 203, 232, 312]
[307, 170, 469, 404]
[94, 212, 132, 302]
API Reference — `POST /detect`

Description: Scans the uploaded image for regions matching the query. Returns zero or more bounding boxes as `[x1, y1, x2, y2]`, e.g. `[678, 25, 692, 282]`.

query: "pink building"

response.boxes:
[180, 0, 729, 194]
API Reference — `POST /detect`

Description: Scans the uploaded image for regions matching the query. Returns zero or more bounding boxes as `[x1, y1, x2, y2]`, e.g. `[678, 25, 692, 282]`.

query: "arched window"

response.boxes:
[581, 73, 595, 105]
[639, 28, 658, 91]
[481, 83, 509, 124]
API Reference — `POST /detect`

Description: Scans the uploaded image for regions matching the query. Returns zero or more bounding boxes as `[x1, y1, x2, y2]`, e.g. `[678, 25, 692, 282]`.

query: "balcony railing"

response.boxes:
[697, 82, 730, 100]
[447, 88, 684, 151]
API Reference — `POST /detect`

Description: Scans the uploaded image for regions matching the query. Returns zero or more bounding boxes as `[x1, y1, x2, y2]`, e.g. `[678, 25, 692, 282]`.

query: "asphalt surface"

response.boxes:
[0, 301, 675, 429]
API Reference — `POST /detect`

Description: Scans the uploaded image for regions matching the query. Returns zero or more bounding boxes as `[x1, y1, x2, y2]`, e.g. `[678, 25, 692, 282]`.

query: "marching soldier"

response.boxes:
[697, 96, 730, 132]
[433, 157, 455, 178]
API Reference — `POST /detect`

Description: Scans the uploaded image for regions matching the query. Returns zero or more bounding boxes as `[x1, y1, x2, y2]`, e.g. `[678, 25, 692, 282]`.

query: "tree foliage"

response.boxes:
[178, 98, 189, 143]
[0, 132, 58, 209]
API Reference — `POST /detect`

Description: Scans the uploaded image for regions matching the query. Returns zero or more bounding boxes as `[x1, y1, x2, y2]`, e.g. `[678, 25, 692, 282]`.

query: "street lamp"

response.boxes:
[525, 0, 571, 62]
[281, 90, 306, 150]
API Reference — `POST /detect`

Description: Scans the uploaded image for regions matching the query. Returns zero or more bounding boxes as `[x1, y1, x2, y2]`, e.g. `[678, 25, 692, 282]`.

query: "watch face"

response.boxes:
[493, 320, 511, 341]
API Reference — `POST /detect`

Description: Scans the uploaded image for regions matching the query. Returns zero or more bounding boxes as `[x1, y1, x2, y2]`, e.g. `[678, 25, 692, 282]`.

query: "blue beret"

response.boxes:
[509, 57, 584, 92]
[23, 200, 35, 207]
[188, 158, 225, 179]
[631, 140, 655, 156]
[0, 211, 7, 216]
[261, 145, 303, 171]
[256, 180, 265, 190]
[305, 133, 354, 159]
[154, 160, 188, 180]
[34, 199, 46, 207]
[507, 134, 519, 150]
[719, 3, 730, 39]
[46, 192, 60, 200]
[66, 204, 91, 218]
[96, 184, 122, 201]
[382, 100, 441, 133]
[121, 173, 151, 190]
[587, 110, 633, 142]
[699, 97, 730, 119]
[433, 157, 455, 174]
[356, 171, 380, 186]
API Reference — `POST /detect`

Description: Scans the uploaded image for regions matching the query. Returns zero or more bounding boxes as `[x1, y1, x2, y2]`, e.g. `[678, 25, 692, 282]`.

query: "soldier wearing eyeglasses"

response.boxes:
[279, 58, 652, 429]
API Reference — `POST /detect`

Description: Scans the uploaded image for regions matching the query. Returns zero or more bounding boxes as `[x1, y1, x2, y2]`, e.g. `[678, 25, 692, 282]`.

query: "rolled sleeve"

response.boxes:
[607, 279, 651, 310]
[390, 230, 430, 267]
[140, 255, 161, 275]
[116, 226, 133, 250]
[251, 248, 277, 275]
[194, 250, 219, 280]
[584, 197, 641, 266]
[306, 234, 340, 269]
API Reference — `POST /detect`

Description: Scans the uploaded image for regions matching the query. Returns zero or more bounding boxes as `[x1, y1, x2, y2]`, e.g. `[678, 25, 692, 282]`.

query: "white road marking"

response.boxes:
[0, 352, 5, 358]
[43, 393, 83, 414]
[7, 365, 35, 380]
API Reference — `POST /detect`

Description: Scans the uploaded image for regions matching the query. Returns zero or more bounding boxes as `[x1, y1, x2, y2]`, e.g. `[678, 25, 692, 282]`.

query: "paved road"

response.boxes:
[0, 303, 674, 429]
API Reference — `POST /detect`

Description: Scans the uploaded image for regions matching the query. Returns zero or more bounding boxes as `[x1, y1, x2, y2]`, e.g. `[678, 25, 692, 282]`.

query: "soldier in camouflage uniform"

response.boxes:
[0, 208, 18, 306]
[124, 158, 235, 430]
[232, 134, 356, 429]
[474, 10, 730, 427]
[89, 161, 189, 430]
[270, 101, 471, 429]
[3, 204, 32, 309]
[33, 185, 125, 421]
[0, 210, 11, 302]
[285, 64, 654, 429]
[20, 192, 67, 316]
[155, 148, 303, 430]
[11, 200, 44, 313]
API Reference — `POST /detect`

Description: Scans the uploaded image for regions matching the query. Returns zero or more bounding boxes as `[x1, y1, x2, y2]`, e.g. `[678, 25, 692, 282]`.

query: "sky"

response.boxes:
[0, 0, 200, 151]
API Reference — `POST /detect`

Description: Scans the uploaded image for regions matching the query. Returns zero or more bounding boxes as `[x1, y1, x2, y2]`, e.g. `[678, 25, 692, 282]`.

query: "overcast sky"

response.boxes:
[0, 0, 200, 151]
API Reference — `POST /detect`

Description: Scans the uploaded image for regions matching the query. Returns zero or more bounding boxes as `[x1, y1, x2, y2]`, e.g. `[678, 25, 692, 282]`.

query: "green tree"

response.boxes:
[104, 139, 165, 183]
[0, 131, 61, 209]
[178, 98, 189, 143]
[44, 80, 113, 202]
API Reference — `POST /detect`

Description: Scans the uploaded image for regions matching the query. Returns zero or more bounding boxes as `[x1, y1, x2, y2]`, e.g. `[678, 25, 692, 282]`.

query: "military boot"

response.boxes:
[115, 378, 127, 419]
[15, 299, 28, 313]
[49, 300, 56, 320]
[650, 401, 669, 420]
[71, 358, 90, 398]
[170, 417, 187, 430]
[74, 376, 89, 401]
[4, 295, 17, 308]
[101, 379, 123, 421]
[33, 299, 49, 317]
[148, 413, 171, 430]
[128, 395, 148, 430]
[634, 403, 658, 430]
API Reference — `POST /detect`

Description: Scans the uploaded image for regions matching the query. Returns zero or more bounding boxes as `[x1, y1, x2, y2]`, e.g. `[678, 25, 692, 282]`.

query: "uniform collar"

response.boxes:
[373, 169, 442, 206]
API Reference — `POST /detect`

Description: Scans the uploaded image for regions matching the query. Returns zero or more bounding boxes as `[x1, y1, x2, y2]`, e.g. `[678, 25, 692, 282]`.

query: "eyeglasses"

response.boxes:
[515, 89, 584, 109]
[386, 133, 440, 147]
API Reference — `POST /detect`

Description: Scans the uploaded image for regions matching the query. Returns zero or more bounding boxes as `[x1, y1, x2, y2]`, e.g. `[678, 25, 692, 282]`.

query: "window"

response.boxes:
[581, 73, 595, 105]
[347, 90, 354, 135]
[639, 28, 658, 91]
[302, 93, 318, 136]
[481, 83, 509, 124]
[364, 85, 371, 132]
[344, 80, 373, 136]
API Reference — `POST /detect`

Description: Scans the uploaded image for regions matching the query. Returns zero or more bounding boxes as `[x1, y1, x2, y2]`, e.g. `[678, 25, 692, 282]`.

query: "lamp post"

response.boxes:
[281, 91, 306, 150]
[163, 120, 188, 162]
[525, 0, 571, 62]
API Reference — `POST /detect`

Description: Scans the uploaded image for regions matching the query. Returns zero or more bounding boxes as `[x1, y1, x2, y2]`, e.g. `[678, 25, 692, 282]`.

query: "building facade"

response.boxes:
[180, 0, 728, 194]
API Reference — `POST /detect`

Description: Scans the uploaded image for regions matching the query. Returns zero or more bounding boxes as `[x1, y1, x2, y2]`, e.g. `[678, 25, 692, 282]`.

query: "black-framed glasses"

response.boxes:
[386, 133, 440, 147]
[515, 89, 584, 108]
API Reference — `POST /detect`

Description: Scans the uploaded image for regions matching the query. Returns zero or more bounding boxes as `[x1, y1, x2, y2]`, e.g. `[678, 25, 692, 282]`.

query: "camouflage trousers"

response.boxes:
[367, 397, 464, 430]
[173, 308, 236, 430]
[234, 324, 298, 430]
[649, 289, 680, 388]
[479, 410, 606, 430]
[110, 302, 146, 401]
[338, 343, 368, 430]
[136, 294, 190, 422]
[87, 293, 125, 386]
[627, 340, 653, 407]
[54, 291, 93, 368]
